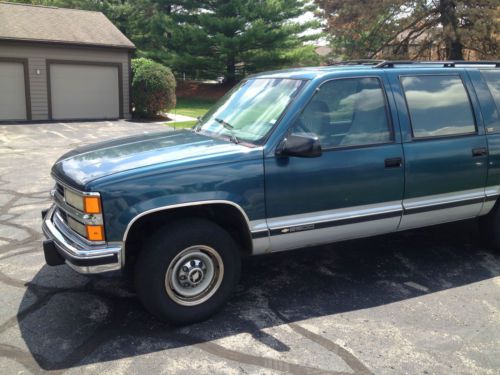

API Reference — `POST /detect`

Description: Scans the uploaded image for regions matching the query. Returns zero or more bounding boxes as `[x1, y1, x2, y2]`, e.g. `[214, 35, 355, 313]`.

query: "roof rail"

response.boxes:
[374, 60, 500, 68]
[329, 59, 384, 66]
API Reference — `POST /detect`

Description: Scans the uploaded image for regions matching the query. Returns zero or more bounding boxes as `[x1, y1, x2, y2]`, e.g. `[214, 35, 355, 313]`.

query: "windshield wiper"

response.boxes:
[215, 118, 239, 144]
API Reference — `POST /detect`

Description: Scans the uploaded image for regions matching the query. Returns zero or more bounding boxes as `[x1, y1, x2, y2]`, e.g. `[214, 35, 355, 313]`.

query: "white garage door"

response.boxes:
[50, 64, 120, 120]
[0, 62, 27, 121]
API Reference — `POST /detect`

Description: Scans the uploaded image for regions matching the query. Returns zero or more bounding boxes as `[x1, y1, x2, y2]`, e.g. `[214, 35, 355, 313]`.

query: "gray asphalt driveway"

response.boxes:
[0, 121, 499, 374]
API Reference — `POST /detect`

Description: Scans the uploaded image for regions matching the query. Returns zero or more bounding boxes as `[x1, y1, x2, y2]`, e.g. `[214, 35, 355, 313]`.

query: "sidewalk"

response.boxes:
[162, 112, 197, 123]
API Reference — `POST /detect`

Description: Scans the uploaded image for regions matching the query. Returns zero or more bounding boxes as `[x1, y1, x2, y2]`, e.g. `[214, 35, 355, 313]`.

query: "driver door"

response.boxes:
[264, 75, 405, 251]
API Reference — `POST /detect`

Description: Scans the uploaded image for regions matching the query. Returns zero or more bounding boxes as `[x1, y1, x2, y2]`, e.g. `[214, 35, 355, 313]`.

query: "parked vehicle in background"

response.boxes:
[42, 60, 500, 324]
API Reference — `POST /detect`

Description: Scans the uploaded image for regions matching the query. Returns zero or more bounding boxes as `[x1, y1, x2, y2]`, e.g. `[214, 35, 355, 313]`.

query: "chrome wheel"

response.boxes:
[165, 245, 224, 306]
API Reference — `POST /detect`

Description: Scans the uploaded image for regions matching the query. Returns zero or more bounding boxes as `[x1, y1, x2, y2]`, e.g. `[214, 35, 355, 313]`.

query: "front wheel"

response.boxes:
[134, 218, 241, 324]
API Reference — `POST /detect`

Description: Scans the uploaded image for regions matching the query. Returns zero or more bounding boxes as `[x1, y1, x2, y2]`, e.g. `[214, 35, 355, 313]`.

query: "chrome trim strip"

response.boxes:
[270, 216, 400, 253]
[52, 176, 100, 197]
[402, 188, 485, 211]
[269, 210, 401, 235]
[249, 219, 268, 232]
[122, 200, 257, 263]
[53, 190, 103, 226]
[53, 209, 105, 246]
[43, 205, 122, 274]
[485, 185, 500, 198]
[399, 188, 488, 231]
[267, 201, 403, 230]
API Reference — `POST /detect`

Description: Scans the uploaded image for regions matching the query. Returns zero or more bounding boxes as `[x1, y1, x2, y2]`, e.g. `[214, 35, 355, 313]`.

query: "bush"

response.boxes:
[131, 58, 176, 118]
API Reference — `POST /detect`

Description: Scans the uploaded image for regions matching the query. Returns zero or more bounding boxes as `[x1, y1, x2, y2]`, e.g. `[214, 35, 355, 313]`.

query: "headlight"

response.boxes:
[64, 189, 84, 211]
[65, 189, 102, 214]
[63, 187, 105, 242]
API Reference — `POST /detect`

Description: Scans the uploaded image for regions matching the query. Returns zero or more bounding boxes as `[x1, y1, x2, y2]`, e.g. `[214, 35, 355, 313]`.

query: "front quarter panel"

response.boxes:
[89, 150, 265, 242]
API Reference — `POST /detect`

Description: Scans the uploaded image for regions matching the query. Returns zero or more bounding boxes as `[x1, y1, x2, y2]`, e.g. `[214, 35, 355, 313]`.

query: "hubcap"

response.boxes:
[165, 245, 224, 306]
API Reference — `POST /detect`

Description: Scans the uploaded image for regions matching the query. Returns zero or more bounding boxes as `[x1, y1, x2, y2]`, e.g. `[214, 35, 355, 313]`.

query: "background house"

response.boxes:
[0, 2, 135, 122]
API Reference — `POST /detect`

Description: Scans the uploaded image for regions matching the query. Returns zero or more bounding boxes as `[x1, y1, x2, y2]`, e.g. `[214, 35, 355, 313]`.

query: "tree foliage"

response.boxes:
[315, 0, 499, 60]
[167, 1, 321, 81]
[131, 57, 176, 118]
[14, 0, 321, 81]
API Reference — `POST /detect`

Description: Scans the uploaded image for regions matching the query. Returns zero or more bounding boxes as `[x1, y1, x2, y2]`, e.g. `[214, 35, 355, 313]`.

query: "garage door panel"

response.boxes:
[50, 64, 120, 120]
[0, 62, 27, 121]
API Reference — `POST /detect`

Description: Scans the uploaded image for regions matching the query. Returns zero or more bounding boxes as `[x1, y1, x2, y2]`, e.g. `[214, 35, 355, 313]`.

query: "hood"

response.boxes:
[52, 130, 257, 189]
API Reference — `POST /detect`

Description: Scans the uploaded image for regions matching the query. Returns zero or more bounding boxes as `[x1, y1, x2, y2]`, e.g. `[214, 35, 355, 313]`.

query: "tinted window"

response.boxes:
[401, 75, 475, 138]
[293, 78, 391, 148]
[197, 78, 304, 144]
[481, 70, 500, 113]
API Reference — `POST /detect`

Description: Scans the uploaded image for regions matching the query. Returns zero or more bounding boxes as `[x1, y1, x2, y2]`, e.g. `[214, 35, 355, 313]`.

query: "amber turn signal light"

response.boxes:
[86, 225, 104, 241]
[84, 196, 101, 214]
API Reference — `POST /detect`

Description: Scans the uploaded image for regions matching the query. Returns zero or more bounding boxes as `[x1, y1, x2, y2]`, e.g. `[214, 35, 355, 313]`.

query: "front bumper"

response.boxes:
[42, 205, 122, 274]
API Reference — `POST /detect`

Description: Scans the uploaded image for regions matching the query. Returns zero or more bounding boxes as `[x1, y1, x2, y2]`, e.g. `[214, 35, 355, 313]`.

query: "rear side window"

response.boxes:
[481, 70, 500, 113]
[401, 75, 476, 138]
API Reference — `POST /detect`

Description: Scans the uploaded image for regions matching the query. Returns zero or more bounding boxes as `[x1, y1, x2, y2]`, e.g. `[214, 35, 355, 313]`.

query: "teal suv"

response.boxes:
[42, 60, 500, 323]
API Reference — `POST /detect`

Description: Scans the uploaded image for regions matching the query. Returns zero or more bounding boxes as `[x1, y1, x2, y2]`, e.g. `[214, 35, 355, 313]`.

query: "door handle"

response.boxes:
[385, 157, 403, 168]
[472, 147, 488, 157]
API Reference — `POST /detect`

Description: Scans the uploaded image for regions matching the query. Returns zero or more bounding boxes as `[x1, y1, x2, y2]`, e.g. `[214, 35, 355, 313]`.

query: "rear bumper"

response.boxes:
[42, 205, 122, 274]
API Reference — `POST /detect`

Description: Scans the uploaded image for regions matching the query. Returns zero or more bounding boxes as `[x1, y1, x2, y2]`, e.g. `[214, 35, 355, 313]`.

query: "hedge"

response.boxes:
[131, 58, 176, 118]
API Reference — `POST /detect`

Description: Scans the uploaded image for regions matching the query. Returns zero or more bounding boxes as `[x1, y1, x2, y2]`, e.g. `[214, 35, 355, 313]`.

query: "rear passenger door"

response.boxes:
[390, 71, 488, 230]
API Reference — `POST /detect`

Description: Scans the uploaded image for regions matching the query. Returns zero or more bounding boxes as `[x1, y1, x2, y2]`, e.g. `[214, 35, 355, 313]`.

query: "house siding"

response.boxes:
[0, 42, 131, 120]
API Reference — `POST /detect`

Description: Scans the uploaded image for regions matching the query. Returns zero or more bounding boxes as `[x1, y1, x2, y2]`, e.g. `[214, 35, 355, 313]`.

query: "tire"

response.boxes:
[134, 218, 241, 324]
[479, 202, 500, 252]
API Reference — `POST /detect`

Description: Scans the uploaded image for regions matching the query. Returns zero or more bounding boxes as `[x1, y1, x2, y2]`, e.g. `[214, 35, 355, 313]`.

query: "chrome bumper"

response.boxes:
[42, 205, 122, 274]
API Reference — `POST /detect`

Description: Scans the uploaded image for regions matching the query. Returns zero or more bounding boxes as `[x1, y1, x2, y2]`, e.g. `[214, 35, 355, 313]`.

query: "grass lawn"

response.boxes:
[165, 97, 216, 130]
[170, 97, 216, 118]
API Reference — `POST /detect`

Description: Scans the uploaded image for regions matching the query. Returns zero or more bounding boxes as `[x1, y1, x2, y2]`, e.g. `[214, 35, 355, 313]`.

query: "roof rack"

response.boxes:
[374, 60, 500, 68]
[329, 59, 384, 66]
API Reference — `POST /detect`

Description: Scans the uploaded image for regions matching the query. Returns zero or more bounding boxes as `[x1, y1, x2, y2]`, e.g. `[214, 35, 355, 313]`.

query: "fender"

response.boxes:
[122, 199, 271, 265]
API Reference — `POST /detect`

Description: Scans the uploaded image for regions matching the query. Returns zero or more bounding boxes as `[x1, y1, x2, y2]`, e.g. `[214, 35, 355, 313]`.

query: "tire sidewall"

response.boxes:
[135, 218, 241, 324]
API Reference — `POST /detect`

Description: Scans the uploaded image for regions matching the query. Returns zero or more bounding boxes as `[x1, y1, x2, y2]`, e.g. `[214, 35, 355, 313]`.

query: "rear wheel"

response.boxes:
[134, 218, 241, 324]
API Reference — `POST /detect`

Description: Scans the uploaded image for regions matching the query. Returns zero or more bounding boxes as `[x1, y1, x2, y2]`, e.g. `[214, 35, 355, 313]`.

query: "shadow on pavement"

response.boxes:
[15, 219, 500, 372]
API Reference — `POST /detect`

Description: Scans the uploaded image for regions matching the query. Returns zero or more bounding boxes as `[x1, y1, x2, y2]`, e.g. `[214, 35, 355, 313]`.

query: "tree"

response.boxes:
[11, 0, 323, 80]
[315, 0, 499, 60]
[168, 0, 321, 82]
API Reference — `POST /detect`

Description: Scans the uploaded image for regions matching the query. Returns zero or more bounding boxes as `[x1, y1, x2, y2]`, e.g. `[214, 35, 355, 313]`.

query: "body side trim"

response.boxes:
[402, 187, 485, 210]
[267, 200, 403, 230]
[269, 210, 401, 236]
[123, 200, 258, 264]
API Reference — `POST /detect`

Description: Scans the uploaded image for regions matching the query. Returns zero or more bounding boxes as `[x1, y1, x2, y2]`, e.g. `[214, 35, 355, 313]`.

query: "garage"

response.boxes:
[48, 62, 122, 120]
[0, 2, 135, 122]
[0, 59, 29, 121]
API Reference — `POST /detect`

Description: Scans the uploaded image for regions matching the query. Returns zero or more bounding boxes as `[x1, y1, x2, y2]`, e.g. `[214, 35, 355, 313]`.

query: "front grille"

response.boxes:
[55, 183, 64, 197]
[51, 180, 105, 244]
[58, 209, 68, 223]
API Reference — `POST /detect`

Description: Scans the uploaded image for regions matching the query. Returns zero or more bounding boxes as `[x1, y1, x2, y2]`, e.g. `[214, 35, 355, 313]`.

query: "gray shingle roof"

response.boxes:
[0, 2, 135, 49]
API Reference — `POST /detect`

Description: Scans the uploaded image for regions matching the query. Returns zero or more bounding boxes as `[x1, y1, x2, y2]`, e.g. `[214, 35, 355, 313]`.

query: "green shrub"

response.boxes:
[131, 58, 176, 118]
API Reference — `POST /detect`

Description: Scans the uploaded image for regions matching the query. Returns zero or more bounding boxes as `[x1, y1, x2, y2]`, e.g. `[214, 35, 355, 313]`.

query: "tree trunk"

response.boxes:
[226, 56, 236, 84]
[439, 0, 464, 60]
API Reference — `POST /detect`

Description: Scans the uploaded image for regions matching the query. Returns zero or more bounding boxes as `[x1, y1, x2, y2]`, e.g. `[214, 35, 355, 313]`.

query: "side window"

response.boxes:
[401, 75, 476, 138]
[293, 77, 392, 148]
[481, 70, 500, 113]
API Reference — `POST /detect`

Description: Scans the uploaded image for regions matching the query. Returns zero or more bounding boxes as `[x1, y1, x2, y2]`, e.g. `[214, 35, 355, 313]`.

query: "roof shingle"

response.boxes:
[0, 2, 135, 49]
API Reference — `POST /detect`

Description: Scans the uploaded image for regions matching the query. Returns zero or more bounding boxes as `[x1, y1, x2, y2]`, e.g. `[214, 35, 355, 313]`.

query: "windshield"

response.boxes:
[195, 78, 305, 144]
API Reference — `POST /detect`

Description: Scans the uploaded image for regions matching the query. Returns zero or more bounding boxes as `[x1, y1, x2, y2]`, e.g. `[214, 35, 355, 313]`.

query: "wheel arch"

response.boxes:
[122, 200, 254, 269]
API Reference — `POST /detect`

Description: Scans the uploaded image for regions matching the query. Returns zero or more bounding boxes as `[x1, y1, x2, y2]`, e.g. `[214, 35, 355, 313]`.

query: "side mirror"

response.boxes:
[276, 133, 322, 158]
